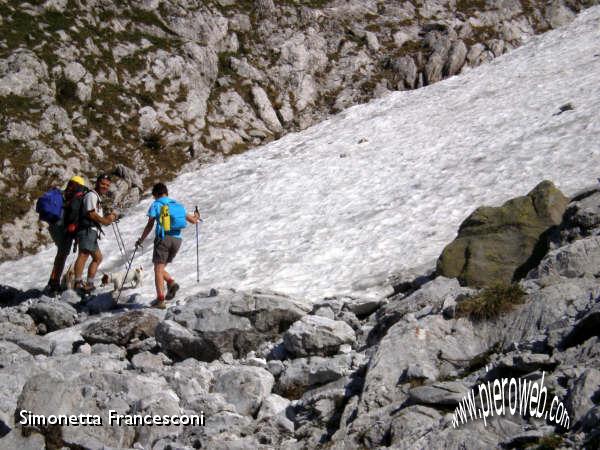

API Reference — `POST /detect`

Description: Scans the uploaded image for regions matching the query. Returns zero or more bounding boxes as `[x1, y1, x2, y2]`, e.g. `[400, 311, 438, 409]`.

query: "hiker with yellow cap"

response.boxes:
[42, 175, 88, 294]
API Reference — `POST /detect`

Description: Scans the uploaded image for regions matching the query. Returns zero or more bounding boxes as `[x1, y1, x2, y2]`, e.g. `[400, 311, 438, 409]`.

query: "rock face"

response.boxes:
[437, 180, 569, 287]
[1, 0, 597, 261]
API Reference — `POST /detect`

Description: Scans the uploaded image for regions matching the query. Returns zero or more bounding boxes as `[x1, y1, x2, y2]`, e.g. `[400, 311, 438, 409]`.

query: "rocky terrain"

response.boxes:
[1, 180, 600, 449]
[1, 0, 598, 260]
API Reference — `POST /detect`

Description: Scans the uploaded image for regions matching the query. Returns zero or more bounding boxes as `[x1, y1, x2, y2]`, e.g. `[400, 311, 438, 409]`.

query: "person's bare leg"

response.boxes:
[50, 250, 69, 284]
[163, 268, 172, 283]
[74, 252, 89, 281]
[87, 249, 103, 280]
[154, 263, 166, 299]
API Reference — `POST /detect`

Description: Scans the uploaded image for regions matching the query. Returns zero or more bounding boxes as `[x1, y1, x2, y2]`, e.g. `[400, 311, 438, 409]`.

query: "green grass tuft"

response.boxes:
[533, 434, 564, 450]
[455, 283, 526, 321]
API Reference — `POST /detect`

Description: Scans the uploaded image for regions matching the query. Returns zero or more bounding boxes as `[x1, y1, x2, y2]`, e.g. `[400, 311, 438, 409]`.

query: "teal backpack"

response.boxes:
[156, 198, 187, 238]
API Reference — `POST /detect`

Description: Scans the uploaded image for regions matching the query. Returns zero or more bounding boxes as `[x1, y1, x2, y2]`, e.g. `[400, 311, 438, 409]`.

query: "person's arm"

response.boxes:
[136, 217, 155, 247]
[186, 210, 200, 224]
[88, 210, 116, 226]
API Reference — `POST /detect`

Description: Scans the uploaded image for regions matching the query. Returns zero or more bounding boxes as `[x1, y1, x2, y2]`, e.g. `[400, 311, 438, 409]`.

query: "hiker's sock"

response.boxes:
[86, 277, 95, 286]
[157, 293, 165, 302]
[165, 277, 174, 286]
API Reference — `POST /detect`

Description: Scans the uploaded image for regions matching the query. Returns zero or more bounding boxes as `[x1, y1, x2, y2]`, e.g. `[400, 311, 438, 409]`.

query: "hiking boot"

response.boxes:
[43, 280, 61, 296]
[75, 281, 95, 295]
[150, 298, 167, 309]
[165, 282, 180, 300]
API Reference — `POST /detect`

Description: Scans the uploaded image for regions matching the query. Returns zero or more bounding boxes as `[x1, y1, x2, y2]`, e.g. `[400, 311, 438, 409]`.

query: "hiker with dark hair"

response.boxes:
[135, 182, 200, 309]
[42, 176, 87, 294]
[73, 174, 118, 294]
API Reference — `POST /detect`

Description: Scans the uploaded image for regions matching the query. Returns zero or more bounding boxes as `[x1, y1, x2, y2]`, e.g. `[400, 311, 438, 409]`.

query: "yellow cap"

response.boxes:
[69, 176, 85, 186]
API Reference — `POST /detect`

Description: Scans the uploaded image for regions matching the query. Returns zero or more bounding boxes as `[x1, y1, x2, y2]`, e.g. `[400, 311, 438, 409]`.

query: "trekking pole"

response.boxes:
[195, 206, 200, 283]
[114, 244, 139, 304]
[112, 223, 125, 256]
[114, 219, 127, 257]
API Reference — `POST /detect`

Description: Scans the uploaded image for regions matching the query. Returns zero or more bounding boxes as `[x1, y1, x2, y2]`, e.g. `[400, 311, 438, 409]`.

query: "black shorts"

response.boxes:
[49, 222, 73, 255]
[153, 235, 182, 264]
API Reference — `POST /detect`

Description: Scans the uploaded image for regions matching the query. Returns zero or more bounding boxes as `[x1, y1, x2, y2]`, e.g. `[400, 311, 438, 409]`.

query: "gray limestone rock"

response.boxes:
[91, 343, 127, 359]
[557, 189, 600, 242]
[155, 319, 206, 360]
[359, 315, 486, 415]
[389, 406, 442, 448]
[43, 325, 85, 356]
[131, 351, 172, 373]
[556, 336, 600, 369]
[163, 359, 213, 405]
[283, 315, 356, 358]
[27, 299, 78, 332]
[546, 0, 577, 28]
[0, 308, 36, 333]
[530, 236, 600, 279]
[445, 40, 468, 76]
[15, 368, 177, 449]
[408, 381, 469, 407]
[425, 52, 446, 85]
[2, 332, 55, 356]
[81, 310, 159, 346]
[0, 430, 45, 450]
[277, 354, 355, 399]
[0, 51, 50, 98]
[342, 296, 385, 319]
[257, 393, 290, 420]
[211, 365, 275, 417]
[374, 276, 472, 337]
[566, 368, 600, 424]
[157, 289, 309, 361]
[251, 85, 283, 133]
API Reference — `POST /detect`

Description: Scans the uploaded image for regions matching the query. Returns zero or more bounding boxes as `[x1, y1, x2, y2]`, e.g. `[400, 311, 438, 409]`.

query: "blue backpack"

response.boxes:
[156, 198, 187, 238]
[36, 188, 63, 223]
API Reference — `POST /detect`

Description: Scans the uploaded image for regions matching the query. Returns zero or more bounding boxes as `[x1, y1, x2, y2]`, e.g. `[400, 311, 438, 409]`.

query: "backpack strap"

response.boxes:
[79, 190, 103, 232]
[154, 197, 175, 239]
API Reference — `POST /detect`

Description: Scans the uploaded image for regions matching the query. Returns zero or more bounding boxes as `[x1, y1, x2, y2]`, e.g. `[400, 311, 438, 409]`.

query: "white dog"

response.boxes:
[101, 266, 144, 292]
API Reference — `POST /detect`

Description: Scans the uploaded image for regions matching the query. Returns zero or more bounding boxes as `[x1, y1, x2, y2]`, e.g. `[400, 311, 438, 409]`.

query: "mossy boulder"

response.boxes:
[437, 180, 569, 287]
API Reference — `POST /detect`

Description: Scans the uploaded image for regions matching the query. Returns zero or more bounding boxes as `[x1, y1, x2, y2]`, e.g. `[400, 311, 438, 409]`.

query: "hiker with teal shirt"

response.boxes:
[135, 182, 200, 309]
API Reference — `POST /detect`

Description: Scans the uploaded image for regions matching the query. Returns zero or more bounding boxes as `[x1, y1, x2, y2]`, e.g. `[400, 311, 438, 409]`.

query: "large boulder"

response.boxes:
[27, 299, 78, 332]
[15, 367, 181, 449]
[283, 315, 356, 358]
[81, 310, 159, 346]
[276, 353, 356, 399]
[156, 289, 309, 361]
[211, 365, 275, 417]
[437, 180, 569, 287]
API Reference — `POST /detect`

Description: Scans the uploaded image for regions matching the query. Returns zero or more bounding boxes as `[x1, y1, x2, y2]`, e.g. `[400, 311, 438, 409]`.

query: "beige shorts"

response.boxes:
[152, 235, 182, 264]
